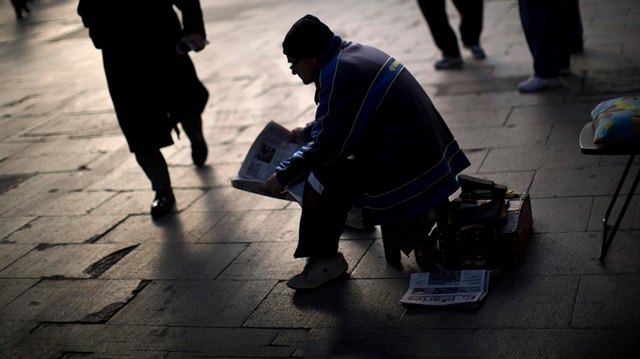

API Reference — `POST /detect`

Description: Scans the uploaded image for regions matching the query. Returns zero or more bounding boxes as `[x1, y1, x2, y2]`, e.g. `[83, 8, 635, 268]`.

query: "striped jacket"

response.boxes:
[276, 36, 470, 225]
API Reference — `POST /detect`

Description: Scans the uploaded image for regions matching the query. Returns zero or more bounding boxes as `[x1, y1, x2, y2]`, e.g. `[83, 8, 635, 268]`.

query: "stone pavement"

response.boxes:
[1, 0, 639, 357]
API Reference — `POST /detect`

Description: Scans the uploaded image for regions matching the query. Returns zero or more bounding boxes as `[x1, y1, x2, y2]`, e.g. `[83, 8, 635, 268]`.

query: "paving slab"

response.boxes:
[530, 166, 639, 198]
[7, 323, 164, 357]
[0, 216, 34, 240]
[218, 239, 371, 281]
[15, 136, 125, 157]
[439, 108, 510, 128]
[350, 239, 424, 279]
[147, 327, 307, 357]
[480, 145, 599, 172]
[0, 278, 145, 322]
[0, 243, 37, 271]
[90, 189, 205, 216]
[186, 186, 292, 212]
[0, 278, 38, 308]
[0, 243, 137, 279]
[452, 122, 552, 149]
[1, 214, 124, 244]
[572, 274, 640, 328]
[0, 86, 84, 119]
[529, 196, 593, 233]
[515, 231, 640, 275]
[0, 320, 42, 356]
[245, 279, 408, 329]
[196, 209, 300, 243]
[97, 212, 224, 244]
[468, 328, 640, 359]
[165, 163, 239, 189]
[1, 190, 116, 217]
[588, 194, 640, 230]
[109, 279, 277, 327]
[0, 115, 51, 141]
[102, 242, 247, 280]
[0, 153, 100, 175]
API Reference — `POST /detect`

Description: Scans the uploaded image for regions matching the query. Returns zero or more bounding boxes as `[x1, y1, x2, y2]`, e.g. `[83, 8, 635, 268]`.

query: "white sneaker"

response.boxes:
[518, 75, 561, 93]
[286, 252, 348, 290]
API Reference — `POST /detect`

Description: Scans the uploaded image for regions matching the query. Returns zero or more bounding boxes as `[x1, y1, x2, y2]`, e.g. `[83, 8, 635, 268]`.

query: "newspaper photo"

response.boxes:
[231, 121, 305, 204]
[399, 270, 490, 306]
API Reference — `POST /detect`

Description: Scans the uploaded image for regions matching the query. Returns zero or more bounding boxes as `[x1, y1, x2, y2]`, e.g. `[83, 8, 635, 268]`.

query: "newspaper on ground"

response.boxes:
[399, 270, 490, 306]
[231, 121, 305, 204]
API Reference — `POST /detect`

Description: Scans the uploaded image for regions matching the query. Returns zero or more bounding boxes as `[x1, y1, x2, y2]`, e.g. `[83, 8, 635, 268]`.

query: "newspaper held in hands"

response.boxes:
[231, 121, 305, 204]
[400, 270, 490, 306]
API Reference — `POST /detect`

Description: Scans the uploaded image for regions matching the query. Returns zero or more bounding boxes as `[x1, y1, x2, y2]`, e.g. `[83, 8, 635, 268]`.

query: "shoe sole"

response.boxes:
[286, 262, 349, 290]
[518, 81, 561, 93]
[435, 64, 463, 70]
[286, 271, 348, 290]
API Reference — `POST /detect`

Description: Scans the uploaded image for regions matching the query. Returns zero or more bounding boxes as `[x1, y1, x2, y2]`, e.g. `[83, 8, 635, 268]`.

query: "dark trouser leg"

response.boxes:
[135, 150, 172, 192]
[179, 116, 208, 167]
[417, 0, 461, 57]
[564, 0, 584, 53]
[180, 116, 204, 143]
[294, 163, 357, 259]
[453, 0, 484, 47]
[553, 1, 571, 70]
[380, 199, 447, 266]
[518, 0, 569, 78]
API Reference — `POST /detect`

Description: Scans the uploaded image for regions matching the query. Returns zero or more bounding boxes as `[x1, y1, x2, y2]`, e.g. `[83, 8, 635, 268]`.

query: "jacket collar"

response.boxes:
[313, 35, 346, 104]
[313, 35, 346, 85]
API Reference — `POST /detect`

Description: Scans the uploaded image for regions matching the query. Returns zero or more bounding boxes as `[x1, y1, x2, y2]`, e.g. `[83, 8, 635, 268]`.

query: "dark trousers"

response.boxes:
[132, 115, 204, 193]
[294, 160, 358, 259]
[564, 0, 584, 53]
[518, 0, 572, 78]
[417, 0, 484, 58]
[135, 150, 172, 192]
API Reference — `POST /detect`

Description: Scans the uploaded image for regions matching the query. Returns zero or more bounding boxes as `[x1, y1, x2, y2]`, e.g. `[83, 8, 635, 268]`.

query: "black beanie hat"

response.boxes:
[282, 14, 334, 58]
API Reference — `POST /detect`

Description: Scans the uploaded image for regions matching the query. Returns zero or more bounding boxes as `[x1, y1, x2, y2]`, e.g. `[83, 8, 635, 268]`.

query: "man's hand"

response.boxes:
[179, 32, 207, 52]
[288, 127, 306, 144]
[266, 172, 287, 198]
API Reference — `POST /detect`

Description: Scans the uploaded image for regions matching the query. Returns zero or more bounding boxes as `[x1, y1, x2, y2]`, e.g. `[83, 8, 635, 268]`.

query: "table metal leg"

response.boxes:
[600, 155, 639, 262]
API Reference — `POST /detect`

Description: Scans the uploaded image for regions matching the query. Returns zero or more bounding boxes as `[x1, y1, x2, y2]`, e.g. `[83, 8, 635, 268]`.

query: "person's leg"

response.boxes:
[454, 0, 483, 47]
[287, 163, 356, 290]
[11, 0, 24, 19]
[417, 0, 463, 69]
[180, 116, 208, 167]
[135, 149, 175, 217]
[563, 0, 584, 54]
[518, 0, 559, 78]
[294, 173, 353, 259]
[552, 0, 571, 71]
[517, 0, 562, 92]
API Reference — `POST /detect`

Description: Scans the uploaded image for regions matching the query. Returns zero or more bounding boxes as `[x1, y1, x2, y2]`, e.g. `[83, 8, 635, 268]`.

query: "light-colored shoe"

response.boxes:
[286, 252, 348, 290]
[434, 56, 463, 70]
[518, 76, 561, 93]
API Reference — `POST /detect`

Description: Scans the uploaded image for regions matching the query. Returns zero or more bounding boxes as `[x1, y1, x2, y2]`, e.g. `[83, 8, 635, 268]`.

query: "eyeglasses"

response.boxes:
[289, 58, 299, 70]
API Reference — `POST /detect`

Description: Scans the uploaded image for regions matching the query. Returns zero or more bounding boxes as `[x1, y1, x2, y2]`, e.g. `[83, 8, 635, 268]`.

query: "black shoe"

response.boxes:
[434, 56, 463, 70]
[151, 190, 175, 218]
[465, 45, 486, 60]
[191, 139, 208, 167]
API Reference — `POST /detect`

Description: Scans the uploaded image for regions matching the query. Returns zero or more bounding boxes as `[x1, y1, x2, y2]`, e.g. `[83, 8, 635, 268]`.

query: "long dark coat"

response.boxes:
[78, 0, 209, 153]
